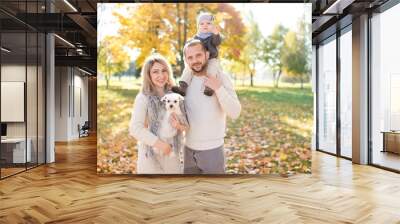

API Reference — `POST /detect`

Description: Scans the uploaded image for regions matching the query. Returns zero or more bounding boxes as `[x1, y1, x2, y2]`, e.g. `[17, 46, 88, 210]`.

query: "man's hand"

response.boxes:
[204, 75, 222, 91]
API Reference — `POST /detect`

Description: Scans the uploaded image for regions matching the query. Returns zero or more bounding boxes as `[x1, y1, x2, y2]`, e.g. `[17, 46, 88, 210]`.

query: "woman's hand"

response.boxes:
[153, 140, 172, 156]
[170, 113, 187, 132]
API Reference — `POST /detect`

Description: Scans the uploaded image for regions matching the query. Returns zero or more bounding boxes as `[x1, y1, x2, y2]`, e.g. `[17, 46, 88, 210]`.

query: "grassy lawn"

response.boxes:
[97, 83, 313, 174]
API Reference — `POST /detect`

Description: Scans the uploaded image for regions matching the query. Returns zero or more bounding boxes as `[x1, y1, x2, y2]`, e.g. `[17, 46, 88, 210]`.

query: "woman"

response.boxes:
[129, 54, 188, 174]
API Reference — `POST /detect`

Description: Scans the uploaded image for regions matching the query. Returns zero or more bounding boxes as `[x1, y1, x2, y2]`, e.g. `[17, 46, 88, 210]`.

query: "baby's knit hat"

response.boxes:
[197, 12, 214, 28]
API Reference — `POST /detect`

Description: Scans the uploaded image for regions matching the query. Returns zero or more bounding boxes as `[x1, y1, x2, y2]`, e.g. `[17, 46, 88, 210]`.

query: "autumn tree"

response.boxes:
[115, 61, 137, 81]
[281, 19, 311, 89]
[98, 36, 130, 89]
[113, 3, 246, 78]
[245, 12, 262, 87]
[226, 28, 255, 87]
[224, 11, 263, 87]
[260, 24, 288, 88]
[225, 52, 250, 86]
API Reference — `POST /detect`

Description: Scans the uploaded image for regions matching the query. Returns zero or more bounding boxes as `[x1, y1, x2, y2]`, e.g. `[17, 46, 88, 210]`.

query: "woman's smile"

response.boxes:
[155, 77, 166, 83]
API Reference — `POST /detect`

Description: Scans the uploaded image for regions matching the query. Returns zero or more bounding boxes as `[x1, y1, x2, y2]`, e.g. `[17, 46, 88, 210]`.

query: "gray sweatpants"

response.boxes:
[183, 145, 225, 174]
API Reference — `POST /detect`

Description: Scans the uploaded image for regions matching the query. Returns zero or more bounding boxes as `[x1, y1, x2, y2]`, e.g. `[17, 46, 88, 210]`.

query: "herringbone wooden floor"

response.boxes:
[1, 135, 399, 224]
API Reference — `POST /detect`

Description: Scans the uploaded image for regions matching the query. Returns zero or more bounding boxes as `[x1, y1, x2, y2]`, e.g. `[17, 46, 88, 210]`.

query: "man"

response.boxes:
[181, 39, 241, 174]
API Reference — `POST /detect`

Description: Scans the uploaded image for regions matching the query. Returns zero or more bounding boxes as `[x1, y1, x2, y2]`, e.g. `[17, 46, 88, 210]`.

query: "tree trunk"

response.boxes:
[300, 74, 304, 89]
[251, 62, 256, 87]
[183, 3, 188, 46]
[274, 70, 282, 88]
[177, 4, 184, 77]
[105, 76, 109, 89]
[276, 70, 282, 88]
[106, 62, 110, 89]
[273, 72, 278, 88]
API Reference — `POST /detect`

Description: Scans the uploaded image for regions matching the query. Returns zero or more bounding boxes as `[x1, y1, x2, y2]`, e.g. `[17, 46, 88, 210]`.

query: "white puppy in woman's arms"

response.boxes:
[155, 93, 188, 158]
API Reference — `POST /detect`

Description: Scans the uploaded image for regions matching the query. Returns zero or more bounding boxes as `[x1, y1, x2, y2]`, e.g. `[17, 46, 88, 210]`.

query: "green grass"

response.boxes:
[97, 83, 313, 174]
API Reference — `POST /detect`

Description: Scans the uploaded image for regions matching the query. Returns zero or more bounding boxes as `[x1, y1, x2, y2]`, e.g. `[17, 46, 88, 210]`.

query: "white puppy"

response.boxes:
[158, 93, 185, 157]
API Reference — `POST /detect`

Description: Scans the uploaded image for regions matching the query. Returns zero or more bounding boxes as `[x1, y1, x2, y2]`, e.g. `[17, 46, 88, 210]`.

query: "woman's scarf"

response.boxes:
[144, 93, 189, 159]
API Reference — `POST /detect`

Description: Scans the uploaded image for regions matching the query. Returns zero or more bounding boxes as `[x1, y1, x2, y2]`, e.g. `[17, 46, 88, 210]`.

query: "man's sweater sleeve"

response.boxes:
[215, 73, 241, 119]
[129, 93, 158, 146]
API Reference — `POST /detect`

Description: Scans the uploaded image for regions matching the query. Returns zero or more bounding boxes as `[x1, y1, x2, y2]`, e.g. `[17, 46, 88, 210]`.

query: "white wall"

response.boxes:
[55, 66, 69, 141]
[73, 73, 89, 138]
[54, 67, 89, 141]
[1, 65, 40, 138]
[1, 65, 26, 140]
[1, 63, 46, 164]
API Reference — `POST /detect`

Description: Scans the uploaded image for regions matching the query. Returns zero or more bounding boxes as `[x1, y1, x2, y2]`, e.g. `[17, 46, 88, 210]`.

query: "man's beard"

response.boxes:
[190, 61, 207, 73]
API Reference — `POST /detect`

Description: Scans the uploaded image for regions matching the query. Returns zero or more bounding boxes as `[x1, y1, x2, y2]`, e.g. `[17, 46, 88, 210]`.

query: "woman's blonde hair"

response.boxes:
[140, 53, 175, 95]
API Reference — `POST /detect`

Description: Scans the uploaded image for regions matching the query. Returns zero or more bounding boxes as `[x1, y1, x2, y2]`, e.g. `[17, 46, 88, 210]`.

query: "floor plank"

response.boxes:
[0, 135, 399, 223]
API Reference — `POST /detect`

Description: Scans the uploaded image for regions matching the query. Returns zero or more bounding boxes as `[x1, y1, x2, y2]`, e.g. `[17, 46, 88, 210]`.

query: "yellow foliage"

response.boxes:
[112, 3, 247, 72]
[98, 36, 130, 79]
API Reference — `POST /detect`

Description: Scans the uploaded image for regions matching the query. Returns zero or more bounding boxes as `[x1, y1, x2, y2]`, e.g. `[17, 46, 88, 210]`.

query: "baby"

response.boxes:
[172, 12, 222, 96]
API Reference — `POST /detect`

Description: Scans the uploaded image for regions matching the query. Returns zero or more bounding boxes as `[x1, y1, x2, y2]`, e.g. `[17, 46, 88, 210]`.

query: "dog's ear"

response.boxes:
[178, 95, 184, 101]
[161, 96, 167, 103]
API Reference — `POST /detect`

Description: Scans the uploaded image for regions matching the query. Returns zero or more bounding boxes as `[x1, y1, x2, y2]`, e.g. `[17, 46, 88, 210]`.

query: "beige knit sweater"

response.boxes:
[184, 71, 241, 150]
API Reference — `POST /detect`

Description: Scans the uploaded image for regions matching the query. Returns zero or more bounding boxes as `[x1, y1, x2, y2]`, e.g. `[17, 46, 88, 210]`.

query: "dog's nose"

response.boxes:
[169, 105, 173, 108]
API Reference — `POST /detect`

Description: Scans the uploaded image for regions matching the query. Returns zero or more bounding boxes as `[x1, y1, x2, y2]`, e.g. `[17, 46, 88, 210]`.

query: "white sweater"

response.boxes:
[129, 93, 158, 147]
[184, 72, 241, 150]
